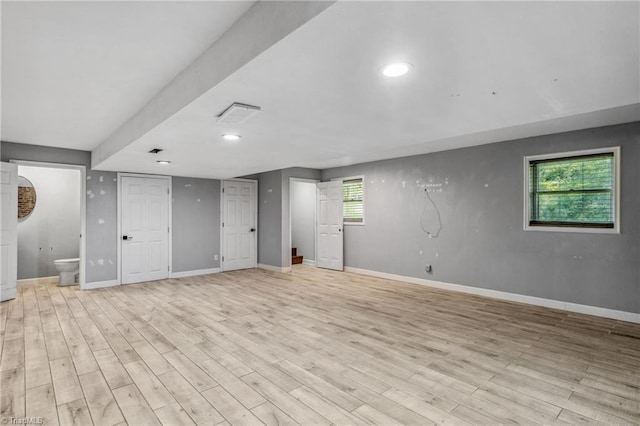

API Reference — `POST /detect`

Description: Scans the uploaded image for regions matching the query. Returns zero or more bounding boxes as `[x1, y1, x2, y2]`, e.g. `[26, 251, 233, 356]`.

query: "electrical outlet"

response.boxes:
[425, 264, 432, 273]
[214, 255, 219, 261]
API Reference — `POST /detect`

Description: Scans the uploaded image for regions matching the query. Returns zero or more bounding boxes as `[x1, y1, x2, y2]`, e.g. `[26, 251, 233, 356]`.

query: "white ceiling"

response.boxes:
[3, 2, 639, 179]
[1, 1, 254, 150]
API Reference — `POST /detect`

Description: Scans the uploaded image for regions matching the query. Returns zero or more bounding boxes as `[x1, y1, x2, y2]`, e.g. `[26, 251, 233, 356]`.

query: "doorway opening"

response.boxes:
[289, 178, 318, 268]
[12, 160, 86, 288]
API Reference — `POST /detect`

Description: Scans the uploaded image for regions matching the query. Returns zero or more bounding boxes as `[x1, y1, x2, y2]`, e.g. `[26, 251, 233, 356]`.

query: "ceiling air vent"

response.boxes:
[148, 148, 163, 154]
[217, 102, 261, 124]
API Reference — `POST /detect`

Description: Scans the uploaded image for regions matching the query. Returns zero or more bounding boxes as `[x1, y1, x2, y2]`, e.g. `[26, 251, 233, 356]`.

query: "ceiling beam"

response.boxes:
[91, 1, 335, 169]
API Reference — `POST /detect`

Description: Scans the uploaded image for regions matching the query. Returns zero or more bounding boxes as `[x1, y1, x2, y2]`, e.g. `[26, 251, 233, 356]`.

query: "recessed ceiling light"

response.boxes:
[381, 62, 412, 77]
[222, 134, 241, 141]
[156, 160, 171, 165]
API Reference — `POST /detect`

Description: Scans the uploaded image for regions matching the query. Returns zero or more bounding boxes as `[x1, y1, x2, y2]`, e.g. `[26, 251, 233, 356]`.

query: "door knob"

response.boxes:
[122, 235, 131, 240]
[250, 228, 256, 232]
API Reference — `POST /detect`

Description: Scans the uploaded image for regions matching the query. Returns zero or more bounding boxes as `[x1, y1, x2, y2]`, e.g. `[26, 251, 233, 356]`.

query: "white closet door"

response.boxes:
[316, 181, 343, 271]
[222, 180, 257, 271]
[121, 176, 169, 284]
[1, 162, 18, 302]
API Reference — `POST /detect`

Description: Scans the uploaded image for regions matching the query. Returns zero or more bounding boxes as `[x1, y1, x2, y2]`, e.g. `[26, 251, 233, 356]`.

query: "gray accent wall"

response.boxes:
[17, 165, 81, 279]
[322, 122, 640, 314]
[172, 177, 221, 272]
[252, 167, 320, 268]
[85, 170, 118, 283]
[252, 167, 321, 268]
[291, 180, 317, 262]
[2, 142, 91, 166]
[255, 170, 283, 267]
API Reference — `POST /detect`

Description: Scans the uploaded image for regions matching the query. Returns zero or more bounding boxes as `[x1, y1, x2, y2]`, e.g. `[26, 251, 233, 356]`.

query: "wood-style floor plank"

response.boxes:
[57, 398, 92, 426]
[201, 385, 265, 425]
[251, 401, 298, 426]
[49, 357, 83, 406]
[25, 383, 58, 426]
[78, 370, 124, 426]
[112, 383, 160, 426]
[154, 402, 196, 426]
[1, 266, 638, 425]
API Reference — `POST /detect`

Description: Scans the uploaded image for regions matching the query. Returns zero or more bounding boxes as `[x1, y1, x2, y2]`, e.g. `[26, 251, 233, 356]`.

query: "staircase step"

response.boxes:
[292, 255, 303, 265]
[292, 247, 298, 256]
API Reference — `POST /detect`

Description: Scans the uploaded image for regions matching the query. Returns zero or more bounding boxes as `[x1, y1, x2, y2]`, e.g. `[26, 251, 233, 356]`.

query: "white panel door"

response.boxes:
[121, 177, 169, 284]
[222, 180, 256, 271]
[316, 181, 343, 271]
[0, 162, 18, 302]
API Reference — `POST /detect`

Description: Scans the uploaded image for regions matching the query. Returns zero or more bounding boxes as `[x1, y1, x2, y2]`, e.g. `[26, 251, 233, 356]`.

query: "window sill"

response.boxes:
[523, 225, 619, 234]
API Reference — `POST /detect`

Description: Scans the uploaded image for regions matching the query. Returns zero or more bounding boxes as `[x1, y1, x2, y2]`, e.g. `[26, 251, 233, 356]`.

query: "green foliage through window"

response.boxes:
[343, 178, 364, 223]
[529, 153, 615, 228]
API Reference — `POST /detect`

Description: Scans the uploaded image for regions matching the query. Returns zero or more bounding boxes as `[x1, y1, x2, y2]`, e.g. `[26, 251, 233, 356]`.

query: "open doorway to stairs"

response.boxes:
[289, 178, 318, 268]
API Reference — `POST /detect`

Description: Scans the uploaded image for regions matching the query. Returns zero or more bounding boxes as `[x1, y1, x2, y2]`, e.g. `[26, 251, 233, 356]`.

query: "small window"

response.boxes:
[342, 177, 364, 224]
[525, 147, 619, 232]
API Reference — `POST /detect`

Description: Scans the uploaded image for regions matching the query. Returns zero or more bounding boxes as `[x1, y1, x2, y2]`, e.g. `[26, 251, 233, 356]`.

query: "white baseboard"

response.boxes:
[344, 266, 640, 324]
[171, 268, 220, 279]
[258, 264, 292, 273]
[83, 279, 120, 290]
[302, 259, 316, 266]
[18, 276, 58, 286]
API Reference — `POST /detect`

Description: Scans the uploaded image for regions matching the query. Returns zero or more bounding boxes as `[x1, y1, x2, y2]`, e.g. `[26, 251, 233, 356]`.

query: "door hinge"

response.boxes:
[167, 227, 170, 233]
[222, 256, 224, 261]
[167, 188, 169, 194]
[222, 222, 224, 227]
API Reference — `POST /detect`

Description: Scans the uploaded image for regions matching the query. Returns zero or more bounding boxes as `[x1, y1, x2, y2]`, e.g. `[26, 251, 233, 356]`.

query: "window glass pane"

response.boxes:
[534, 155, 613, 192]
[535, 192, 613, 223]
[343, 178, 363, 222]
[529, 153, 615, 227]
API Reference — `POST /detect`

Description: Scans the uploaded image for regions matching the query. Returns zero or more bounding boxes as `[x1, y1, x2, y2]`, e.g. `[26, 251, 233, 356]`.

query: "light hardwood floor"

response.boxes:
[1, 266, 639, 425]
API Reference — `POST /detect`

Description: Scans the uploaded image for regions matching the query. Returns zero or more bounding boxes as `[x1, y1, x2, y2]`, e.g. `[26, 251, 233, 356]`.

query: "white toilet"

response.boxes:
[54, 258, 80, 286]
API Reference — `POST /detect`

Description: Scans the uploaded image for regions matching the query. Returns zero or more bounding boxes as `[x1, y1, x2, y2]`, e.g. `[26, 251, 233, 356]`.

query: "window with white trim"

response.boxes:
[525, 147, 619, 232]
[342, 177, 364, 224]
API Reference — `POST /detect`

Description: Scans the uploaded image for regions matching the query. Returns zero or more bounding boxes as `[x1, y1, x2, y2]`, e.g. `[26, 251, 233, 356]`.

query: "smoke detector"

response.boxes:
[217, 102, 261, 124]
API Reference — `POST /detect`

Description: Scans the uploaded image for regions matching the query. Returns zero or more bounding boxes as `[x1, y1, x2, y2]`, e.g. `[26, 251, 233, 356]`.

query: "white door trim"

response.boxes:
[289, 177, 319, 269]
[10, 160, 87, 289]
[1, 162, 18, 301]
[220, 179, 258, 272]
[117, 173, 172, 285]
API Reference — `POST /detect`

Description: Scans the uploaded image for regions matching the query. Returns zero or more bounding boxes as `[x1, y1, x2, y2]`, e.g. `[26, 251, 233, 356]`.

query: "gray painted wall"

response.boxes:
[255, 170, 283, 267]
[291, 181, 316, 261]
[17, 165, 81, 279]
[252, 167, 321, 268]
[85, 170, 118, 282]
[172, 177, 221, 272]
[322, 122, 640, 313]
[2, 141, 119, 283]
[2, 142, 91, 166]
